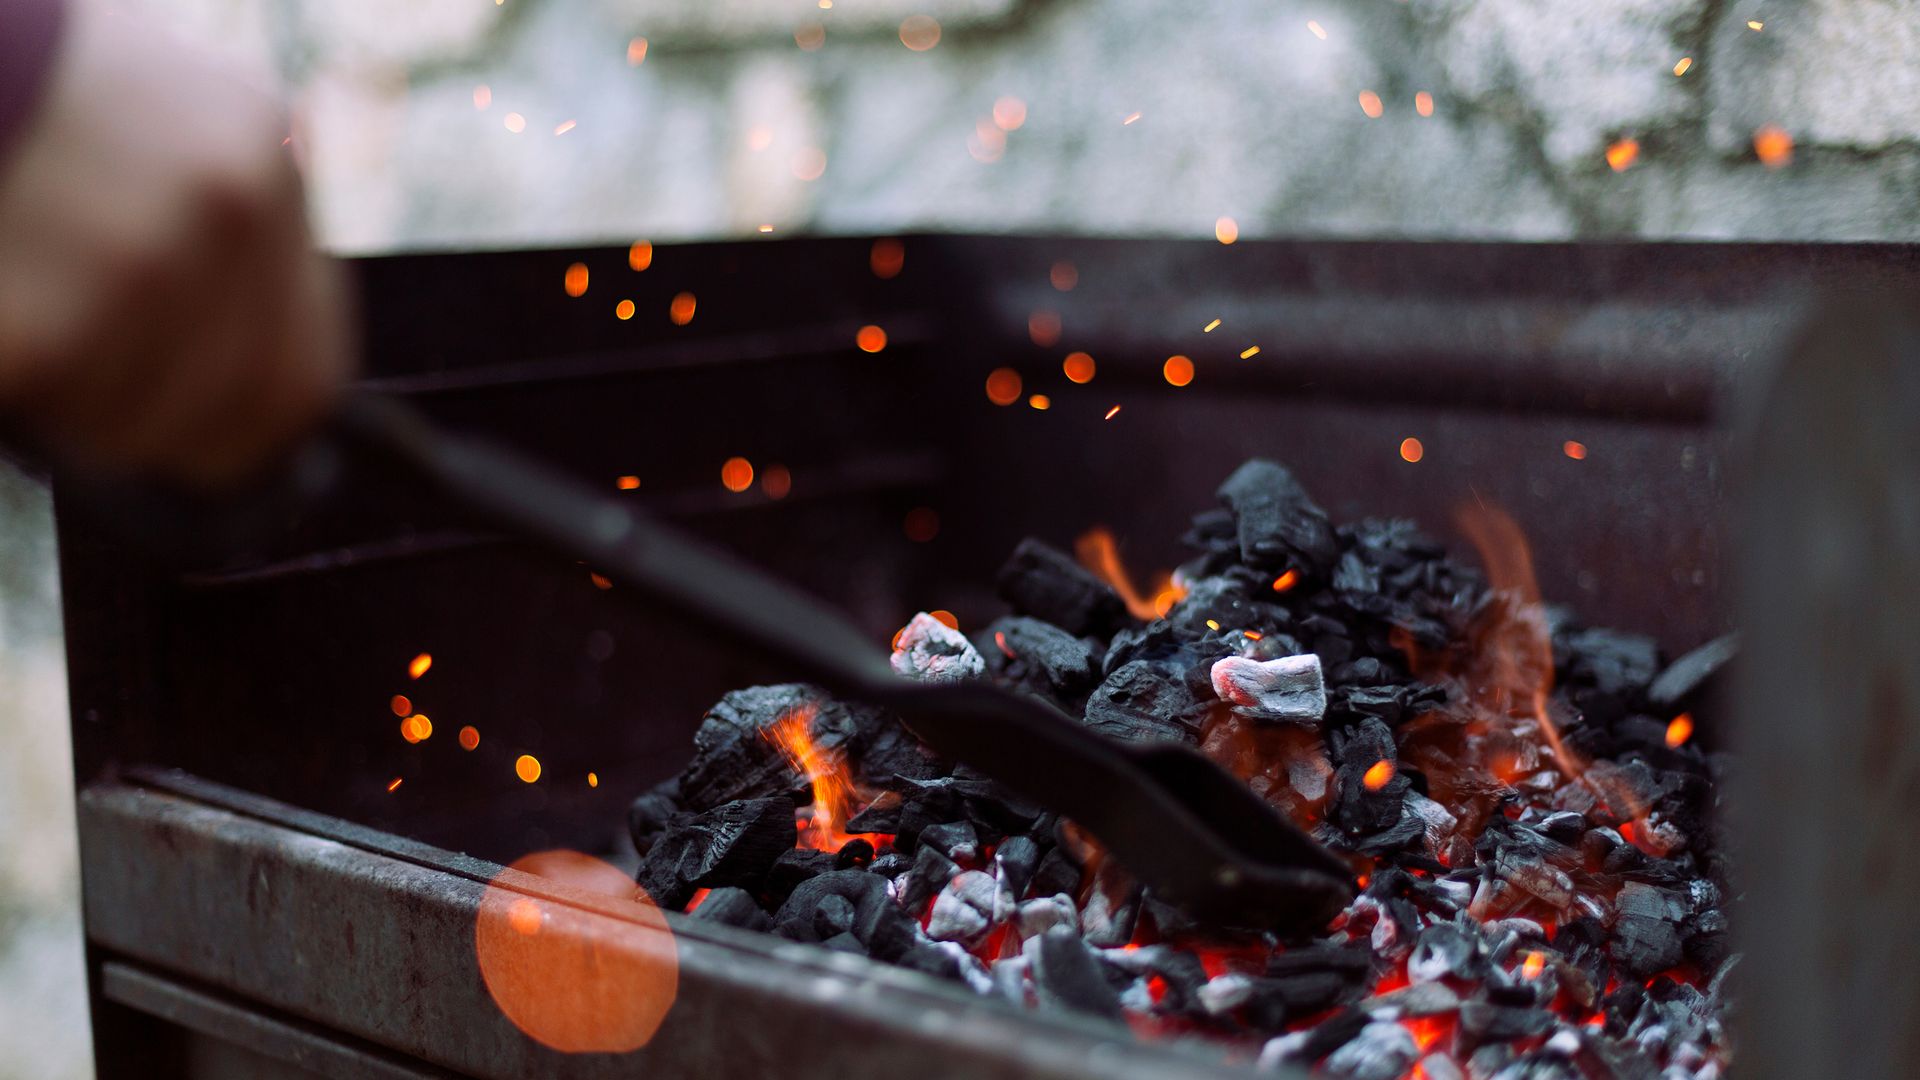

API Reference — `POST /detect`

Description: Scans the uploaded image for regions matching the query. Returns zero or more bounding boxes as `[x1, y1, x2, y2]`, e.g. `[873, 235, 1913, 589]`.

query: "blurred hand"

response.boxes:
[0, 0, 351, 489]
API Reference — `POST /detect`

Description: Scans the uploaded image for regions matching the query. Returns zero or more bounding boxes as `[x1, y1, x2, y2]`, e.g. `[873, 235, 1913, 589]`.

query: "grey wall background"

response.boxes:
[1, 0, 1913, 1076]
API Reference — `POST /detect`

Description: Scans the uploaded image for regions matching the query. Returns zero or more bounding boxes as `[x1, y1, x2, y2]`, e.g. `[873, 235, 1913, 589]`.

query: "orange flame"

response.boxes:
[1075, 527, 1185, 621]
[765, 705, 870, 851]
[1665, 713, 1694, 747]
[1362, 759, 1395, 791]
[1521, 950, 1546, 979]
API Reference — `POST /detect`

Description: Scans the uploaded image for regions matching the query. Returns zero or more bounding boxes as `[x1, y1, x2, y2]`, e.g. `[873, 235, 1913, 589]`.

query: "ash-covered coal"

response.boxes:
[625, 459, 1734, 1080]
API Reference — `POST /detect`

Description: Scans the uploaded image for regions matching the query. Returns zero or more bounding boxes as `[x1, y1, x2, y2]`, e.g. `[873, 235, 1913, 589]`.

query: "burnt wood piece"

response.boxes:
[677, 684, 846, 811]
[1215, 459, 1338, 574]
[691, 886, 775, 932]
[636, 796, 795, 909]
[977, 616, 1102, 701]
[1028, 926, 1124, 1022]
[1646, 633, 1739, 714]
[995, 538, 1129, 638]
[1083, 661, 1209, 744]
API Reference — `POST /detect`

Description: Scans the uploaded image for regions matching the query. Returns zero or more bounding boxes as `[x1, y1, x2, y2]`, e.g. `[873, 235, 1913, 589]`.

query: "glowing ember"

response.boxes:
[504, 112, 526, 134]
[1122, 111, 1142, 125]
[669, 292, 697, 325]
[1753, 125, 1793, 169]
[1049, 261, 1078, 291]
[507, 897, 542, 936]
[1028, 311, 1062, 347]
[757, 224, 775, 234]
[1215, 217, 1239, 244]
[1163, 355, 1194, 387]
[794, 23, 825, 50]
[1399, 437, 1424, 463]
[1666, 712, 1695, 747]
[720, 457, 755, 493]
[1362, 758, 1395, 791]
[985, 367, 1024, 406]
[553, 119, 576, 136]
[1306, 20, 1327, 39]
[409, 653, 433, 679]
[765, 704, 869, 850]
[616, 475, 641, 490]
[473, 85, 492, 110]
[762, 464, 793, 500]
[1029, 394, 1052, 410]
[1358, 91, 1384, 118]
[1606, 139, 1640, 171]
[614, 299, 635, 321]
[515, 755, 543, 783]
[628, 241, 653, 272]
[459, 726, 480, 751]
[1239, 345, 1260, 359]
[1063, 352, 1096, 383]
[401, 714, 433, 743]
[1521, 950, 1547, 979]
[589, 573, 611, 590]
[1563, 440, 1588, 460]
[1747, 19, 1763, 30]
[1272, 569, 1299, 592]
[871, 238, 906, 279]
[1415, 91, 1434, 117]
[588, 772, 599, 788]
[563, 264, 589, 298]
[899, 15, 941, 50]
[626, 37, 648, 65]
[1203, 318, 1221, 333]
[1673, 56, 1693, 76]
[389, 695, 412, 717]
[993, 97, 1027, 131]
[856, 325, 888, 353]
[1103, 405, 1121, 420]
[903, 507, 940, 542]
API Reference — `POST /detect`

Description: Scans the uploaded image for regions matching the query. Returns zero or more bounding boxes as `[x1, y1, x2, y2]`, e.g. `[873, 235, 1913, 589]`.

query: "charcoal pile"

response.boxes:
[626, 460, 1736, 1079]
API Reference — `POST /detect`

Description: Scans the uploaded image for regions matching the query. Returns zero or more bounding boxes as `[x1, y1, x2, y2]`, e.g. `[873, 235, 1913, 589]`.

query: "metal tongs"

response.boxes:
[339, 395, 1355, 931]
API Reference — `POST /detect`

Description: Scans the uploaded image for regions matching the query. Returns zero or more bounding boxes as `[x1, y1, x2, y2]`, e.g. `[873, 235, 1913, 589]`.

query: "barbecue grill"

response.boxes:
[60, 236, 1920, 1079]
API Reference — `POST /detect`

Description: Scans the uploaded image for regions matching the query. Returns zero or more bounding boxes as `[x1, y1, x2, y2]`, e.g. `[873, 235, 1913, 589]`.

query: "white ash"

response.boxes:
[1544, 1028, 1582, 1056]
[926, 870, 999, 943]
[1013, 893, 1078, 938]
[889, 613, 985, 682]
[1256, 1030, 1312, 1072]
[1324, 1021, 1419, 1080]
[1415, 1053, 1465, 1080]
[1196, 972, 1255, 1015]
[1209, 653, 1326, 723]
[1406, 791, 1460, 852]
[931, 941, 996, 995]
[1363, 979, 1459, 1019]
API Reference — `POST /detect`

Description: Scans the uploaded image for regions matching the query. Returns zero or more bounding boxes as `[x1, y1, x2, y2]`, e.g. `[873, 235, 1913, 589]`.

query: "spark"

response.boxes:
[856, 325, 887, 353]
[1206, 619, 1221, 631]
[1399, 437, 1424, 463]
[1272, 570, 1299, 592]
[614, 299, 634, 321]
[1521, 951, 1547, 979]
[1754, 125, 1793, 168]
[1063, 352, 1096, 383]
[1415, 91, 1434, 117]
[899, 14, 941, 50]
[1666, 713, 1695, 747]
[458, 726, 480, 750]
[563, 263, 588, 297]
[1306, 20, 1327, 39]
[1029, 394, 1051, 410]
[628, 240, 652, 271]
[1563, 440, 1587, 460]
[1028, 310, 1062, 347]
[993, 97, 1027, 131]
[985, 368, 1023, 405]
[762, 465, 792, 500]
[1239, 345, 1261, 359]
[504, 112, 526, 134]
[387, 777, 404, 792]
[553, 119, 576, 135]
[669, 291, 696, 325]
[795, 23, 826, 50]
[616, 475, 640, 490]
[1103, 405, 1122, 420]
[1359, 91, 1384, 118]
[588, 772, 600, 788]
[757, 224, 775, 233]
[721, 457, 755, 492]
[627, 37, 648, 65]
[791, 146, 827, 180]
[473, 85, 492, 110]
[1050, 260, 1078, 290]
[1606, 138, 1640, 171]
[1122, 111, 1142, 125]
[871, 238, 905, 279]
[515, 755, 542, 783]
[409, 652, 433, 679]
[1747, 19, 1763, 30]
[390, 695, 412, 717]
[1163, 355, 1194, 386]
[1202, 318, 1221, 332]
[589, 573, 611, 590]
[1215, 216, 1239, 244]
[1363, 759, 1395, 790]
[1673, 56, 1693, 76]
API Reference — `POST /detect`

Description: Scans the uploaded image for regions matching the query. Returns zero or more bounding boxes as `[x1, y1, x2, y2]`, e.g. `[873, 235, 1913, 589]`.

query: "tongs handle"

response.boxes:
[335, 395, 897, 696]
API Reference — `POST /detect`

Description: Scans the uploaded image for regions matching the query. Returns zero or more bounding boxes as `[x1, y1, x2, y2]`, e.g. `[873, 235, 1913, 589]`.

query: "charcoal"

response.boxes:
[844, 792, 902, 835]
[893, 779, 966, 849]
[1084, 660, 1209, 744]
[868, 851, 912, 878]
[1647, 632, 1738, 713]
[814, 893, 857, 939]
[1028, 846, 1083, 899]
[1538, 811, 1588, 843]
[1365, 979, 1460, 1018]
[853, 724, 947, 789]
[917, 821, 980, 864]
[1325, 1021, 1420, 1080]
[1210, 653, 1327, 723]
[689, 886, 774, 932]
[763, 848, 838, 907]
[995, 537, 1129, 638]
[891, 941, 963, 981]
[1196, 972, 1255, 1014]
[1028, 925, 1124, 1021]
[1557, 626, 1661, 698]
[1296, 1006, 1372, 1061]
[1409, 923, 1483, 983]
[1078, 867, 1141, 947]
[1215, 459, 1338, 572]
[939, 772, 1046, 834]
[927, 870, 1001, 943]
[1014, 893, 1078, 937]
[993, 834, 1042, 898]
[897, 845, 960, 912]
[833, 837, 875, 869]
[636, 796, 794, 909]
[978, 616, 1101, 698]
[773, 870, 918, 961]
[819, 931, 866, 955]
[1417, 1053, 1466, 1080]
[1495, 850, 1575, 909]
[890, 612, 985, 682]
[1269, 942, 1374, 979]
[626, 780, 685, 854]
[1100, 618, 1188, 674]
[1459, 1001, 1555, 1040]
[1610, 882, 1685, 978]
[678, 685, 852, 811]
[1246, 971, 1365, 1027]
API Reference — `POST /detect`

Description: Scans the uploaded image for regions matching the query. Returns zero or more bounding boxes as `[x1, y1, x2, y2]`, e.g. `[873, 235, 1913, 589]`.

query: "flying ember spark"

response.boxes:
[1103, 405, 1121, 420]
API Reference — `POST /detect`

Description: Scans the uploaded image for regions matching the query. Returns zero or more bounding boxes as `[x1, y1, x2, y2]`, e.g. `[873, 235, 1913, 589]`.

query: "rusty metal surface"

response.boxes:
[81, 778, 1274, 1080]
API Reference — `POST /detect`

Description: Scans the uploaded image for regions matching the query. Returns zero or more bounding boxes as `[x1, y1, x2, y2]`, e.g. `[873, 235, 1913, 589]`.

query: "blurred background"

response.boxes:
[2, 0, 1912, 1075]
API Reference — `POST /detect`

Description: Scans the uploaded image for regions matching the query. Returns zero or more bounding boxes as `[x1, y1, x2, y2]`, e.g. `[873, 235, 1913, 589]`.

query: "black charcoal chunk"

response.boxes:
[868, 851, 911, 878]
[1028, 846, 1083, 899]
[1084, 660, 1209, 744]
[995, 538, 1129, 638]
[626, 781, 686, 855]
[1216, 459, 1338, 572]
[994, 835, 1042, 898]
[679, 685, 853, 810]
[1647, 633, 1739, 713]
[844, 791, 902, 834]
[1610, 882, 1686, 978]
[898, 844, 960, 912]
[689, 886, 773, 932]
[773, 870, 918, 961]
[1409, 923, 1483, 984]
[637, 796, 794, 909]
[978, 616, 1102, 698]
[1558, 627, 1662, 698]
[833, 838, 875, 869]
[1030, 925, 1124, 1021]
[813, 893, 857, 939]
[1458, 1001, 1554, 1040]
[762, 847, 837, 908]
[917, 821, 980, 864]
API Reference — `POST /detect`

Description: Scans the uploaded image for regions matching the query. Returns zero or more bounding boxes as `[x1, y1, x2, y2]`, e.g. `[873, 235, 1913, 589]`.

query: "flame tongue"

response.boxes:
[764, 704, 867, 851]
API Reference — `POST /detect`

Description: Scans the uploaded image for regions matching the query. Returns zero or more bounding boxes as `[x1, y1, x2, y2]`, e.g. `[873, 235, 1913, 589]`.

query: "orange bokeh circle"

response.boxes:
[474, 850, 680, 1053]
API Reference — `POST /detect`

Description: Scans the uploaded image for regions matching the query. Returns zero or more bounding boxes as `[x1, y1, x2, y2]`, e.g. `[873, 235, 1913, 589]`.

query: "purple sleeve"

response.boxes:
[0, 0, 67, 164]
